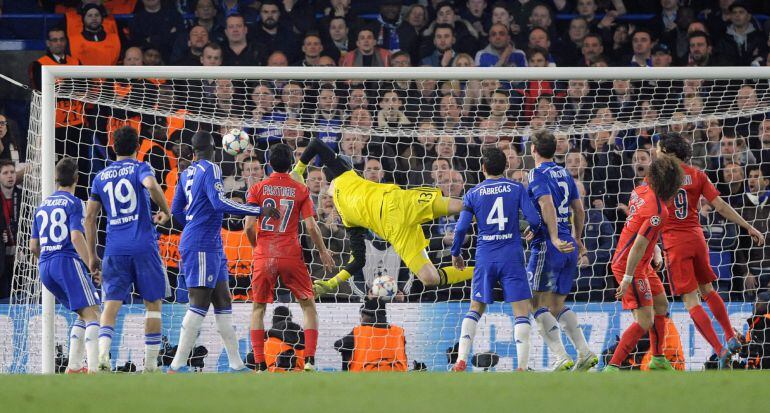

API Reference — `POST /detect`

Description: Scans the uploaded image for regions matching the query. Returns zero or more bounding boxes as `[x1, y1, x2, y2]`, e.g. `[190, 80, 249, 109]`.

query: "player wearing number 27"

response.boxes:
[526, 130, 596, 371]
[244, 144, 334, 372]
[85, 126, 173, 372]
[31, 158, 101, 373]
[656, 133, 764, 368]
[450, 147, 542, 372]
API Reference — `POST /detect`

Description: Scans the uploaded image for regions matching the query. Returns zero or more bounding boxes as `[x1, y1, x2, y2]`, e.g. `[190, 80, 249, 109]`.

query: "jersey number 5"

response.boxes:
[486, 196, 509, 231]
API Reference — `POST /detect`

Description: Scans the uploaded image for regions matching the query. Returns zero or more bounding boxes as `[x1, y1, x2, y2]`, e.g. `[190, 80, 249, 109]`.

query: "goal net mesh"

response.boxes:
[4, 73, 769, 372]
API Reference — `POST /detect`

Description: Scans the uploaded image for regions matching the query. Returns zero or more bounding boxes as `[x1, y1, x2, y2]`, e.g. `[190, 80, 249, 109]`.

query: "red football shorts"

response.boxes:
[613, 265, 665, 310]
[251, 257, 313, 303]
[663, 237, 717, 296]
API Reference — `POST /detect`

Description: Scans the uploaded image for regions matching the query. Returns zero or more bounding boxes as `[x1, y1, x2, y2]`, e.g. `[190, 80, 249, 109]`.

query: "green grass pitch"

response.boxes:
[1, 372, 766, 413]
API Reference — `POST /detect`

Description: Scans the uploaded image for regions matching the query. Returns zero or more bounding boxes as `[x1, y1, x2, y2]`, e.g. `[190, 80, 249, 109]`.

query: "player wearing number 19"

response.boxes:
[168, 131, 278, 373]
[31, 158, 101, 373]
[656, 133, 764, 368]
[527, 130, 596, 371]
[85, 126, 173, 373]
[450, 147, 542, 372]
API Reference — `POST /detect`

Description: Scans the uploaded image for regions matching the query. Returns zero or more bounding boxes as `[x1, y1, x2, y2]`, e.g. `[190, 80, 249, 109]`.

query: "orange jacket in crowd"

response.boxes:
[265, 337, 305, 372]
[65, 9, 122, 66]
[637, 317, 686, 371]
[349, 325, 408, 372]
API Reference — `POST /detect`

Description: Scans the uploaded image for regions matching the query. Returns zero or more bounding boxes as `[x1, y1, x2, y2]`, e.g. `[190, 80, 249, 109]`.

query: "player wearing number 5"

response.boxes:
[85, 126, 173, 372]
[450, 147, 542, 372]
[527, 130, 597, 371]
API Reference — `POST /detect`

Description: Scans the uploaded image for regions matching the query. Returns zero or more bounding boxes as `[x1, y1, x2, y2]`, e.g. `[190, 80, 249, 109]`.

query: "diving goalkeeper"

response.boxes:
[293, 138, 474, 294]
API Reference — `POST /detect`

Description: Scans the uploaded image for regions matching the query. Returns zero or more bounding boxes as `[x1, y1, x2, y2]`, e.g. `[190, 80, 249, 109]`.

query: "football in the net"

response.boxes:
[371, 275, 398, 300]
[222, 129, 250, 156]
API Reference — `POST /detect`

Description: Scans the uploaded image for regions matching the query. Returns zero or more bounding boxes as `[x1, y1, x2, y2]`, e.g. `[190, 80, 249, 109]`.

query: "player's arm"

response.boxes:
[244, 215, 257, 247]
[70, 203, 99, 285]
[142, 174, 172, 225]
[170, 175, 187, 227]
[570, 198, 586, 256]
[313, 226, 367, 294]
[29, 215, 40, 258]
[537, 195, 574, 253]
[84, 199, 102, 274]
[615, 234, 649, 299]
[304, 215, 335, 272]
[450, 208, 474, 270]
[520, 187, 543, 234]
[204, 168, 278, 218]
[709, 197, 765, 246]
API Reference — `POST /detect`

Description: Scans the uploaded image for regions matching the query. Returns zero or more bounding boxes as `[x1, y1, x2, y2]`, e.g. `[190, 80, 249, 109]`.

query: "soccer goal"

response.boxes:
[4, 66, 769, 373]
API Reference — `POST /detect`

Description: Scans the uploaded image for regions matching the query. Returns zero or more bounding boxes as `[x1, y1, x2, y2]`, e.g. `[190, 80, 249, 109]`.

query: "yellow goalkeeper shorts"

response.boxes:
[381, 186, 443, 274]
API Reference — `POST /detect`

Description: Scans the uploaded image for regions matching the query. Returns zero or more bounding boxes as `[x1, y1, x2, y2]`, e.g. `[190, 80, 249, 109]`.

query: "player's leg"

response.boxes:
[297, 298, 319, 370]
[98, 255, 134, 371]
[169, 251, 214, 372]
[292, 137, 352, 182]
[250, 258, 278, 370]
[133, 252, 168, 373]
[701, 282, 741, 350]
[142, 299, 162, 373]
[454, 300, 486, 371]
[501, 263, 534, 371]
[59, 257, 102, 373]
[75, 304, 102, 374]
[512, 300, 532, 371]
[606, 273, 655, 371]
[65, 317, 87, 373]
[673, 256, 726, 356]
[97, 301, 121, 371]
[551, 293, 596, 371]
[211, 258, 247, 371]
[527, 247, 571, 370]
[249, 302, 267, 370]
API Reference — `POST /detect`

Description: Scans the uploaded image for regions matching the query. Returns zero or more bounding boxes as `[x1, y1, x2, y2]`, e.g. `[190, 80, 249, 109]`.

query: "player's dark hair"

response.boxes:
[647, 154, 684, 202]
[55, 157, 78, 187]
[531, 129, 557, 159]
[481, 146, 507, 176]
[113, 126, 140, 156]
[657, 132, 692, 162]
[191, 131, 215, 160]
[268, 143, 293, 173]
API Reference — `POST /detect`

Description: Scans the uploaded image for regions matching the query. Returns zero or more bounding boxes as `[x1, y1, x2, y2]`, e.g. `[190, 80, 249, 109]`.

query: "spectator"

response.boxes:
[253, 0, 301, 63]
[306, 167, 326, 207]
[699, 198, 739, 293]
[312, 84, 343, 152]
[421, 24, 458, 67]
[397, 4, 428, 63]
[651, 43, 673, 67]
[278, 81, 305, 120]
[373, 0, 403, 52]
[0, 114, 23, 166]
[142, 45, 163, 66]
[122, 46, 144, 66]
[606, 22, 631, 63]
[319, 0, 365, 36]
[222, 14, 262, 66]
[310, 192, 346, 281]
[721, 162, 746, 208]
[69, 3, 122, 66]
[0, 160, 20, 302]
[296, 33, 324, 66]
[324, 16, 350, 63]
[705, 0, 739, 37]
[267, 50, 289, 66]
[339, 131, 367, 172]
[262, 306, 307, 372]
[527, 27, 557, 66]
[280, 0, 316, 36]
[579, 33, 604, 66]
[475, 23, 527, 67]
[429, 169, 466, 266]
[188, 0, 224, 44]
[436, 134, 474, 182]
[560, 79, 594, 126]
[348, 108, 373, 129]
[688, 31, 716, 66]
[421, 2, 479, 57]
[490, 2, 516, 36]
[340, 27, 391, 67]
[223, 156, 264, 195]
[217, 0, 258, 26]
[666, 7, 697, 65]
[554, 16, 589, 66]
[524, 4, 558, 46]
[463, 0, 490, 38]
[29, 27, 82, 90]
[334, 299, 407, 371]
[377, 90, 410, 129]
[754, 119, 770, 177]
[736, 166, 770, 297]
[171, 25, 209, 65]
[650, 0, 678, 41]
[280, 118, 305, 149]
[578, 178, 614, 291]
[128, 0, 184, 61]
[627, 28, 653, 67]
[715, 1, 766, 66]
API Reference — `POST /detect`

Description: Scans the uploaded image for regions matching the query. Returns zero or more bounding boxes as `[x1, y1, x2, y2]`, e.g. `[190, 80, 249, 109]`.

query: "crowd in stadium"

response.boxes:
[1, 0, 770, 306]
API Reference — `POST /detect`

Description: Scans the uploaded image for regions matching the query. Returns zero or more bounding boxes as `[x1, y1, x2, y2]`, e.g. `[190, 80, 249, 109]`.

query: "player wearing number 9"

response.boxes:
[85, 126, 174, 373]
[31, 158, 102, 373]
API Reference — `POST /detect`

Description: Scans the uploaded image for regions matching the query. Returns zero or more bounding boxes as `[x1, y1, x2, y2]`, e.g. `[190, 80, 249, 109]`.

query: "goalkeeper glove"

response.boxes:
[313, 277, 340, 295]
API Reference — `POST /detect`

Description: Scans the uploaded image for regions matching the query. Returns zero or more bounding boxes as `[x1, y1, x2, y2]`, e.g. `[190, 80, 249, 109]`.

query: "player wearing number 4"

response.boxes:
[244, 144, 335, 372]
[293, 137, 474, 293]
[657, 133, 763, 368]
[527, 130, 597, 371]
[86, 126, 173, 373]
[168, 132, 279, 373]
[451, 147, 542, 372]
[31, 158, 102, 373]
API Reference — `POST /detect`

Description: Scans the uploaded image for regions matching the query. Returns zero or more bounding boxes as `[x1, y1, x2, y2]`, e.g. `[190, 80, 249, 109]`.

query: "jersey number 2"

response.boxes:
[260, 198, 294, 232]
[486, 196, 509, 231]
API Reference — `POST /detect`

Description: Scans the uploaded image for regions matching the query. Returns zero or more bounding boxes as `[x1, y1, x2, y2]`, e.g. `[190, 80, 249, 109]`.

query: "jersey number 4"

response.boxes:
[486, 196, 509, 231]
[260, 198, 294, 232]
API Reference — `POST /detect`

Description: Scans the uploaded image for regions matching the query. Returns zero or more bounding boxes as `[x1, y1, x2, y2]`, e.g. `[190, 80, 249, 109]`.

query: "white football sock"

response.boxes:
[457, 310, 481, 363]
[144, 333, 162, 371]
[85, 322, 99, 373]
[98, 325, 114, 362]
[215, 308, 245, 370]
[557, 307, 591, 356]
[170, 306, 206, 370]
[67, 320, 86, 370]
[534, 307, 569, 360]
[514, 316, 532, 370]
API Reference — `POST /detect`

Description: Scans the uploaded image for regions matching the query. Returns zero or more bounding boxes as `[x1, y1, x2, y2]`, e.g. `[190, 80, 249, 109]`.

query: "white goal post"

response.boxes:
[25, 65, 770, 373]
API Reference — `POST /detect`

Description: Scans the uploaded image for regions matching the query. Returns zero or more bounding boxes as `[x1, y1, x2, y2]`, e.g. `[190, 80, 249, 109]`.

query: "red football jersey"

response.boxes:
[612, 183, 669, 275]
[246, 172, 315, 259]
[661, 162, 720, 247]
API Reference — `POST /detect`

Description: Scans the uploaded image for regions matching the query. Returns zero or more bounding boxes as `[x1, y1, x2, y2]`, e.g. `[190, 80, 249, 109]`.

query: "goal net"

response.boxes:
[3, 66, 769, 373]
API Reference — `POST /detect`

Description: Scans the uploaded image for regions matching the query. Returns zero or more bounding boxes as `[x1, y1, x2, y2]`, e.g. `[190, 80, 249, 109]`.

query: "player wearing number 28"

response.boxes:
[86, 126, 173, 372]
[527, 130, 597, 371]
[450, 147, 542, 372]
[656, 133, 764, 368]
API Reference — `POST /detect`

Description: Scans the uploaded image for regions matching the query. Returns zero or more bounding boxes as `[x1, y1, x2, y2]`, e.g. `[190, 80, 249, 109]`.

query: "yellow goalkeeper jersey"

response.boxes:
[332, 171, 398, 238]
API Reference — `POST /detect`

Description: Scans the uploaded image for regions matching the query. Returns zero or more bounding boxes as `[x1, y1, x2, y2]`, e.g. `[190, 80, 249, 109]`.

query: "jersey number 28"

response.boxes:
[36, 208, 68, 244]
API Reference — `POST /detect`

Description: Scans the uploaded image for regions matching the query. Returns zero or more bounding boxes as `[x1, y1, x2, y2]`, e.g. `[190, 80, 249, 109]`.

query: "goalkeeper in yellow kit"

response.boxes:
[292, 138, 474, 294]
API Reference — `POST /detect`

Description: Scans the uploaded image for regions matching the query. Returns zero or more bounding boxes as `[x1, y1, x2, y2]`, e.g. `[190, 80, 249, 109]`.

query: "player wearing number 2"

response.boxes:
[244, 144, 334, 372]
[526, 130, 596, 371]
[450, 147, 542, 372]
[656, 133, 764, 368]
[85, 126, 173, 372]
[31, 158, 101, 373]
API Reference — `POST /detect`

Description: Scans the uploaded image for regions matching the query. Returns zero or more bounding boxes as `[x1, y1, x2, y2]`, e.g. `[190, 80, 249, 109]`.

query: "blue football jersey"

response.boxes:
[528, 162, 579, 243]
[171, 159, 262, 253]
[90, 159, 158, 256]
[32, 191, 85, 262]
[452, 178, 541, 262]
